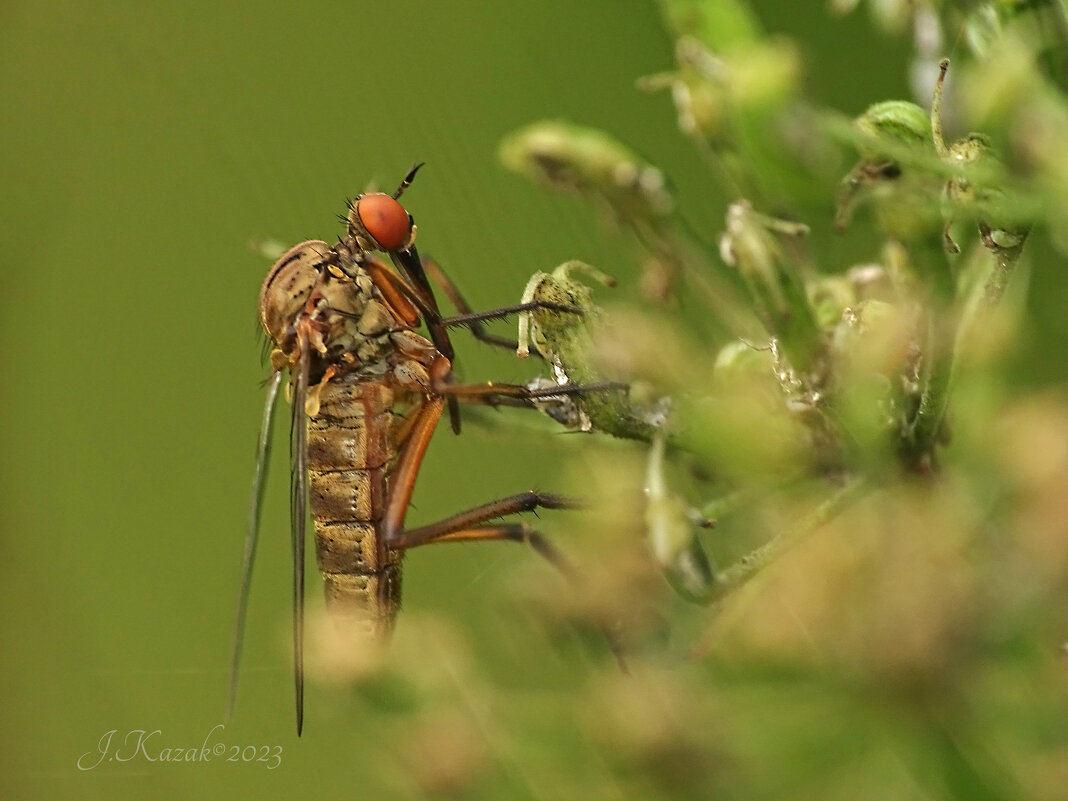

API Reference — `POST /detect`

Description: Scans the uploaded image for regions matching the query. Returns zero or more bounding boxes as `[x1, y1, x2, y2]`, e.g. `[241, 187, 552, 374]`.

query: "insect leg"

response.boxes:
[381, 394, 447, 540]
[420, 255, 526, 352]
[422, 255, 591, 358]
[391, 491, 581, 549]
[438, 376, 628, 402]
[379, 385, 578, 577]
[389, 495, 627, 670]
[399, 523, 576, 579]
[361, 257, 421, 328]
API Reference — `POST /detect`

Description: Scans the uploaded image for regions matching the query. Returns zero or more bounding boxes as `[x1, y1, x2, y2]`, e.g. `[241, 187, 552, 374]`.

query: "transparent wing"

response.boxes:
[289, 341, 311, 736]
[227, 369, 283, 722]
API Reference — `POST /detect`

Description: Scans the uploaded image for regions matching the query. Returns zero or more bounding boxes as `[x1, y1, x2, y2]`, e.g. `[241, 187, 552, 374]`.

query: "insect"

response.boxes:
[229, 166, 606, 734]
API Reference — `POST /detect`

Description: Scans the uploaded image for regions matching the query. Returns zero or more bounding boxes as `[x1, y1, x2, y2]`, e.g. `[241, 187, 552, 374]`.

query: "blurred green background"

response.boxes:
[3, 1, 1064, 799]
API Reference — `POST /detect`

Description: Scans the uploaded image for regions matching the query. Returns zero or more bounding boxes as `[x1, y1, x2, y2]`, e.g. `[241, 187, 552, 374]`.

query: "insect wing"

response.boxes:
[289, 339, 312, 735]
[228, 369, 283, 721]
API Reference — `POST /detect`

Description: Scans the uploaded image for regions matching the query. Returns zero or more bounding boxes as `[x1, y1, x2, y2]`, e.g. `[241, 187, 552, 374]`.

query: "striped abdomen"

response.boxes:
[306, 376, 403, 638]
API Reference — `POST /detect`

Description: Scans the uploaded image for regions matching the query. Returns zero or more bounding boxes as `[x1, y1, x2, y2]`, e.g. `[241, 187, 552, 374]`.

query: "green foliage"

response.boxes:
[415, 1, 1068, 799]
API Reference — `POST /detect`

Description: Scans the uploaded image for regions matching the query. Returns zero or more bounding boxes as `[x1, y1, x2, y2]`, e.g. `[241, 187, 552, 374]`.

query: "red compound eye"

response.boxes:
[356, 193, 411, 251]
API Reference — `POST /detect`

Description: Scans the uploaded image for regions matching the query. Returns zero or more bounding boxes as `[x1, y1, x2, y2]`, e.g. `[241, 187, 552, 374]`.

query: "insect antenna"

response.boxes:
[392, 161, 425, 199]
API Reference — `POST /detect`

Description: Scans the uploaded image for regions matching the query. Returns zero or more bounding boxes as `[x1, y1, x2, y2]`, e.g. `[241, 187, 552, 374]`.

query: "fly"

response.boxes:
[229, 166, 612, 734]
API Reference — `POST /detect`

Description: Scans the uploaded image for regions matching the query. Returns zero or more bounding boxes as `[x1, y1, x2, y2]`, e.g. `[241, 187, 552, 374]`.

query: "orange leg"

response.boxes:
[379, 383, 625, 668]
[380, 382, 576, 574]
[391, 491, 582, 576]
[381, 394, 447, 540]
[363, 257, 421, 328]
[391, 493, 627, 670]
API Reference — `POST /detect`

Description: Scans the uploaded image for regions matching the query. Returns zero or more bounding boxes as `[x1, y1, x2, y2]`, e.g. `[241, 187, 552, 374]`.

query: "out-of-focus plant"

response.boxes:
[481, 1, 1068, 799]
[303, 2, 1068, 799]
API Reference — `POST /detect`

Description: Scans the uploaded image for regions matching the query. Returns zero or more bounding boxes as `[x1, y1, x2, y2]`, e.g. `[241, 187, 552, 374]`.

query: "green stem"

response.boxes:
[707, 476, 868, 602]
